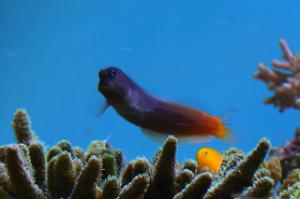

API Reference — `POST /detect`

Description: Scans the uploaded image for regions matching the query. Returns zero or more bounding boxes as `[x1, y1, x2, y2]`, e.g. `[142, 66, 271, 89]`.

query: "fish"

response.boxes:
[98, 66, 231, 143]
[196, 147, 223, 173]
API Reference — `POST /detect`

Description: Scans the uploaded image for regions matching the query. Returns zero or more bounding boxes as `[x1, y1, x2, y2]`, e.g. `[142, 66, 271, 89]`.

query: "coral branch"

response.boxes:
[203, 138, 270, 199]
[12, 110, 37, 146]
[254, 39, 300, 112]
[145, 136, 177, 199]
[173, 172, 212, 199]
[28, 143, 46, 193]
[181, 159, 197, 175]
[6, 146, 44, 199]
[0, 162, 13, 196]
[238, 168, 274, 198]
[174, 169, 194, 193]
[217, 148, 244, 179]
[121, 161, 134, 186]
[121, 158, 150, 187]
[102, 153, 118, 180]
[47, 152, 76, 198]
[118, 175, 149, 199]
[46, 146, 61, 162]
[70, 157, 101, 199]
[241, 176, 274, 198]
[0, 187, 13, 199]
[102, 176, 120, 199]
[57, 140, 75, 158]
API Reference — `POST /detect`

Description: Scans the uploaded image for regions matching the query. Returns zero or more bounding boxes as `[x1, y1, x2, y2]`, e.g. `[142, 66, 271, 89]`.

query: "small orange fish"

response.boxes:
[98, 66, 231, 143]
[196, 148, 223, 173]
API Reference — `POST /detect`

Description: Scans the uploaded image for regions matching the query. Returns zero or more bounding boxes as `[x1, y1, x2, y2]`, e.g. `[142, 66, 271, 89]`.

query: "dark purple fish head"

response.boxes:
[98, 66, 134, 104]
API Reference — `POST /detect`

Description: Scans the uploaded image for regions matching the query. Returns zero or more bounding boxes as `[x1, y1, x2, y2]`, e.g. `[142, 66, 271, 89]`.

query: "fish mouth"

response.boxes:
[98, 84, 104, 92]
[98, 84, 109, 93]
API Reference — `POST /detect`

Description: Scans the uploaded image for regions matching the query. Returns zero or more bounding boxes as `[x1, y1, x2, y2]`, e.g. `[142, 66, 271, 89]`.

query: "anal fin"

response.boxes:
[140, 128, 213, 143]
[140, 128, 169, 143]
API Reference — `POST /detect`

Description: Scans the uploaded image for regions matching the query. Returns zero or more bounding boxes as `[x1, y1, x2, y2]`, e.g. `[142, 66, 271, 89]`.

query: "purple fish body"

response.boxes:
[98, 67, 230, 142]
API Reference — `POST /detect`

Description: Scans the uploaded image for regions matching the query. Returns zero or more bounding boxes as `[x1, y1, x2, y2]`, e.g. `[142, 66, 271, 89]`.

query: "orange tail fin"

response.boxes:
[215, 126, 231, 139]
[215, 118, 236, 144]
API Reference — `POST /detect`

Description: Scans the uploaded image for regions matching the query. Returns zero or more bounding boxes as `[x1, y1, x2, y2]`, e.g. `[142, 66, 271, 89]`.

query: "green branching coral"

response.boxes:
[57, 140, 75, 158]
[12, 109, 37, 146]
[86, 140, 123, 179]
[28, 143, 46, 193]
[46, 146, 61, 162]
[70, 157, 102, 199]
[217, 148, 245, 179]
[239, 168, 274, 198]
[0, 162, 12, 196]
[6, 146, 45, 199]
[49, 152, 76, 198]
[174, 169, 194, 193]
[0, 109, 277, 199]
[101, 177, 120, 199]
[173, 172, 212, 199]
[181, 159, 198, 175]
[121, 157, 150, 187]
[203, 138, 270, 199]
[119, 174, 149, 199]
[144, 136, 177, 199]
[102, 153, 118, 180]
[240, 177, 274, 199]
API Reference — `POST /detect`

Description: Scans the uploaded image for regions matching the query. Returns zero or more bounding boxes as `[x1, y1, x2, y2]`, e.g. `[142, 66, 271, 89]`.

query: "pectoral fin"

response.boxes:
[96, 100, 109, 117]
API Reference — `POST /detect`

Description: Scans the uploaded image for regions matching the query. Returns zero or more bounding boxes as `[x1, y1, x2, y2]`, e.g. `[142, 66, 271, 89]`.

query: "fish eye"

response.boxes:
[204, 151, 208, 156]
[109, 69, 116, 79]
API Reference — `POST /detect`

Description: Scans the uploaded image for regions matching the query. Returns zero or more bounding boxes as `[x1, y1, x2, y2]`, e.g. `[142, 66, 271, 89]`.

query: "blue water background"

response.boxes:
[1, 0, 300, 162]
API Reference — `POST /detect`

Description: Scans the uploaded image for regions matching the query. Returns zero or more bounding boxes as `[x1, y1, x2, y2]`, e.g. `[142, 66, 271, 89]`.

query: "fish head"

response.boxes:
[98, 66, 130, 104]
